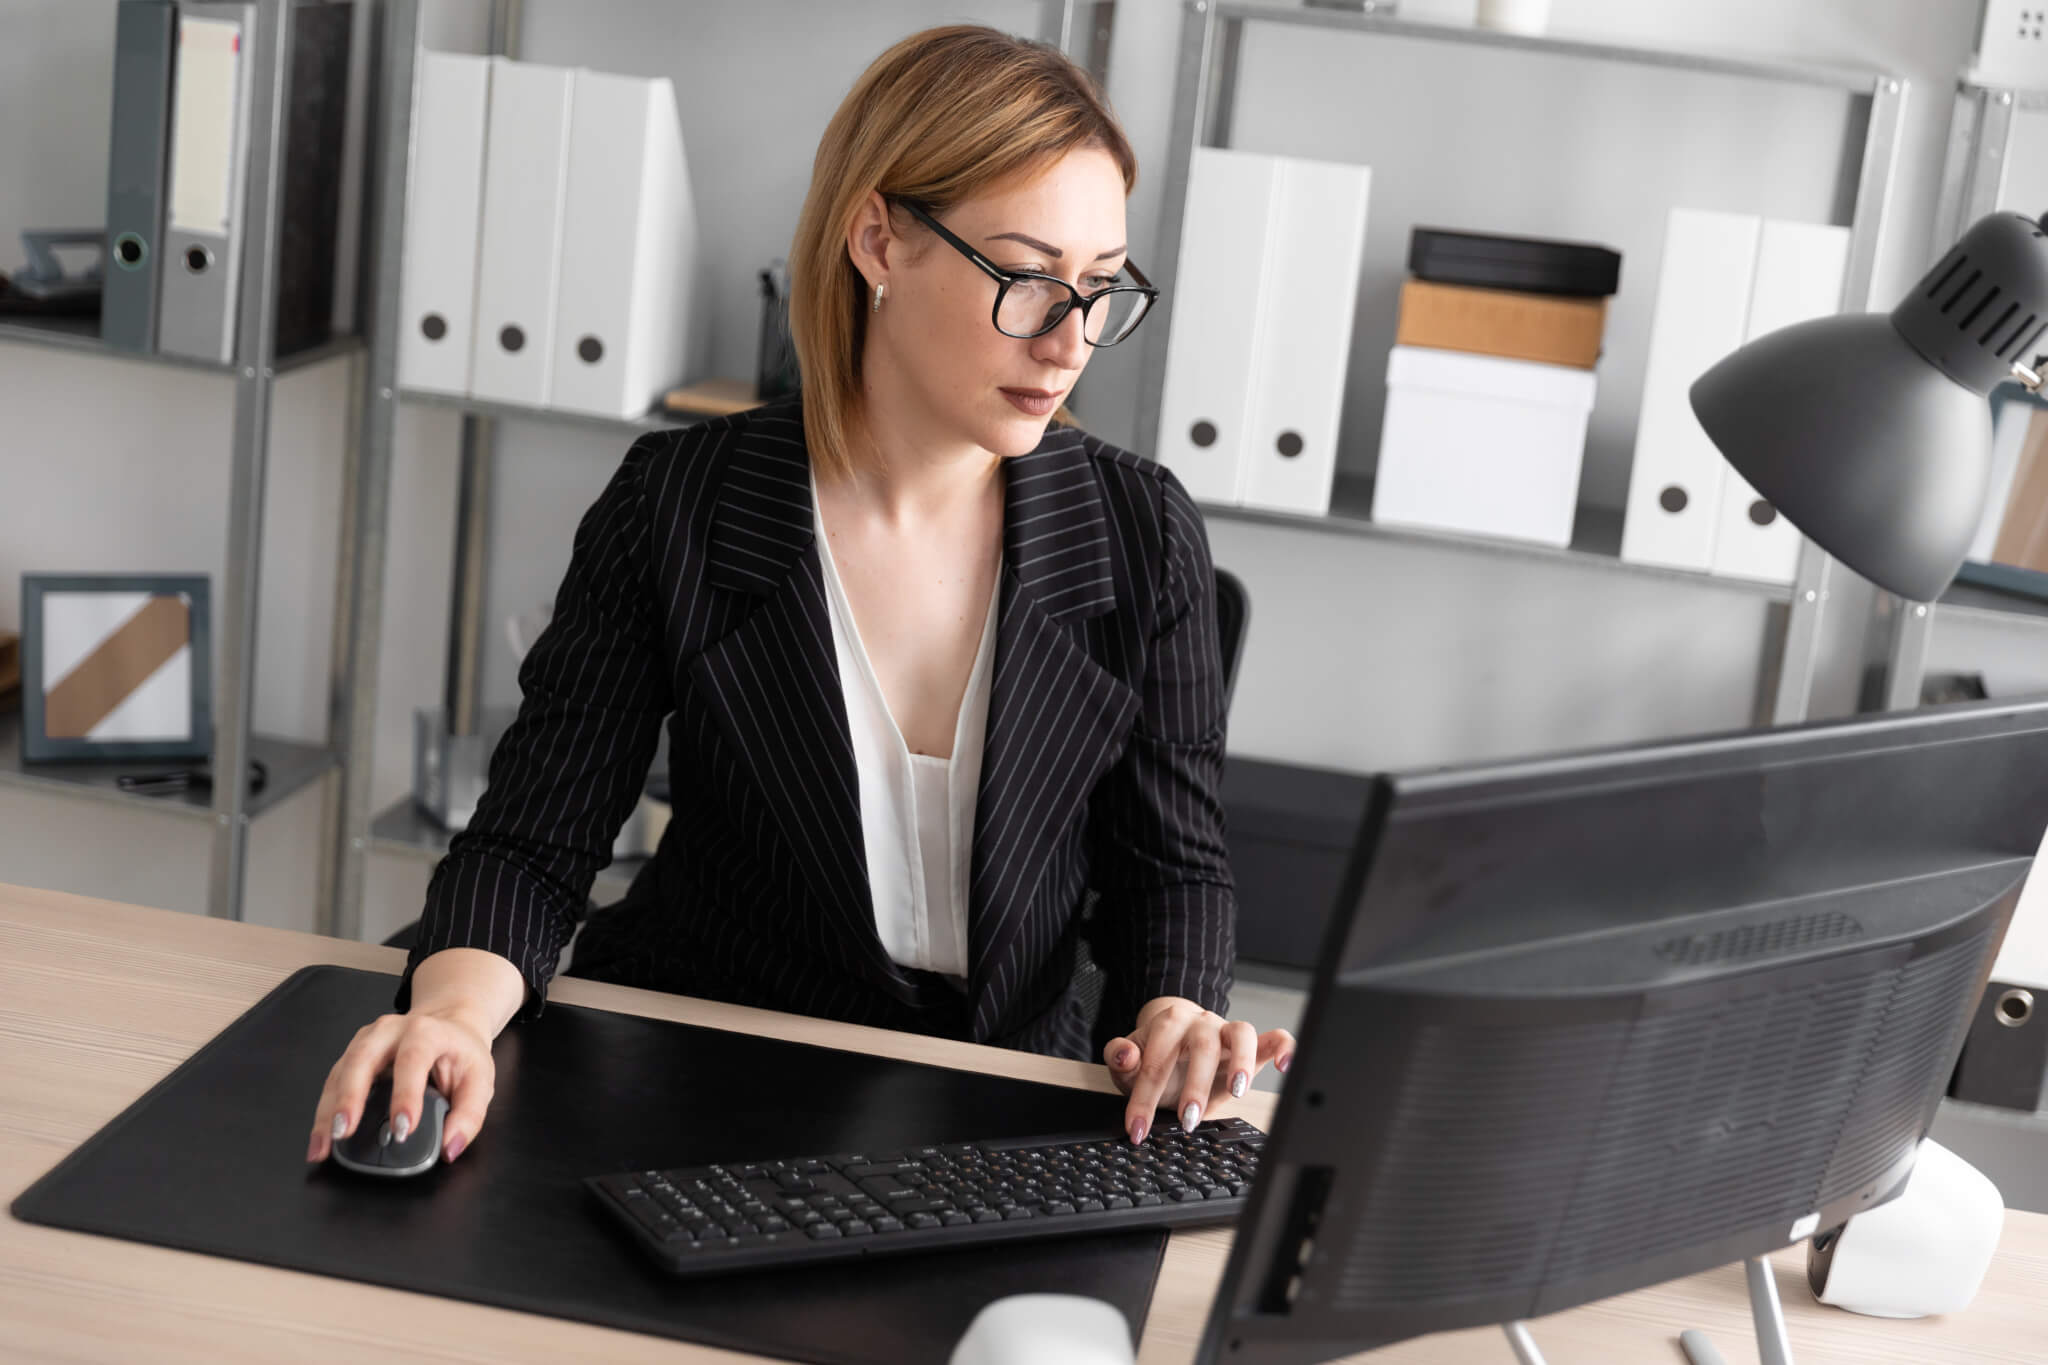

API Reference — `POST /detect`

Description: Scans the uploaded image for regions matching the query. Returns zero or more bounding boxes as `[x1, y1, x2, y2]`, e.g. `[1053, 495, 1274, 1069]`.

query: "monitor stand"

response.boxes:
[1501, 1257, 1794, 1365]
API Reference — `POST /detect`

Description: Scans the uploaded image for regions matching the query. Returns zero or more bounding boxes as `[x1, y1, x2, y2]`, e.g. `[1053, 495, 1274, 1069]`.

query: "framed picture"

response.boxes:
[20, 574, 211, 763]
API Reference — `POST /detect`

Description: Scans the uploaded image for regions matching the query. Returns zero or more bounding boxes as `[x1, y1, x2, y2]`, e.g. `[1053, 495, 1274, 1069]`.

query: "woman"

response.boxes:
[307, 24, 1292, 1172]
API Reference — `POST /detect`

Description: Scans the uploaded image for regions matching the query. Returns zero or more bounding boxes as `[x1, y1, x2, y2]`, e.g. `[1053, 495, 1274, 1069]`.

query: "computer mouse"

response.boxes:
[328, 1075, 450, 1178]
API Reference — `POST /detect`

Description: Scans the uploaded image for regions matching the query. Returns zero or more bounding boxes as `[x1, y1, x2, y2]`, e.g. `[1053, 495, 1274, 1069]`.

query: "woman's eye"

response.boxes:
[1083, 275, 1120, 292]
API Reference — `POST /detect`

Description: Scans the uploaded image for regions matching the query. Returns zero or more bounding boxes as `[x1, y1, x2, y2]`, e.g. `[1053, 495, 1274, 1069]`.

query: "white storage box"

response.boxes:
[1371, 345, 1597, 547]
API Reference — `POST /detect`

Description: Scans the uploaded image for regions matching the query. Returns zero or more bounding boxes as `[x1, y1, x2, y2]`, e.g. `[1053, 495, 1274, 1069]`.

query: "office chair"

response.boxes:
[384, 566, 1256, 1046]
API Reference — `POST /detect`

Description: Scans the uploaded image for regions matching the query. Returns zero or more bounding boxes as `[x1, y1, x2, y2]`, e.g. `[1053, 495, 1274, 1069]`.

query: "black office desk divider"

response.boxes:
[10, 966, 1170, 1364]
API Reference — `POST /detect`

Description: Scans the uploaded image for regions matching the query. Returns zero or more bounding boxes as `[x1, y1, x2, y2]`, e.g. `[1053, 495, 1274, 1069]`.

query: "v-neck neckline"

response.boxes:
[811, 468, 1002, 766]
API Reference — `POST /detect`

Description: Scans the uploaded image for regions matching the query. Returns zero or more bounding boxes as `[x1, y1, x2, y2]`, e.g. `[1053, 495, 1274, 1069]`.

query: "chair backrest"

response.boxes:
[1214, 566, 1250, 715]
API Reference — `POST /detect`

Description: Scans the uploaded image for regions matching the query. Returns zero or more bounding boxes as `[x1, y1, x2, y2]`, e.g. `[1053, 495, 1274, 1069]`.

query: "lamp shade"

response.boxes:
[1690, 212, 2048, 603]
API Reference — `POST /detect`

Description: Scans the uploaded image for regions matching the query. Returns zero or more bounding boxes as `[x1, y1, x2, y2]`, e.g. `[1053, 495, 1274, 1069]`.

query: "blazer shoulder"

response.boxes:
[1072, 426, 1202, 514]
[634, 394, 807, 501]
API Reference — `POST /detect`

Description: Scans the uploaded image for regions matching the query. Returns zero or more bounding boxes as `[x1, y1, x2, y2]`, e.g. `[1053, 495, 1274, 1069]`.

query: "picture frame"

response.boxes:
[20, 574, 212, 764]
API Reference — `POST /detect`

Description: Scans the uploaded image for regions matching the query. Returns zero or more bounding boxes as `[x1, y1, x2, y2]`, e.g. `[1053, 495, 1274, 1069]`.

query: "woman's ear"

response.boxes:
[845, 190, 896, 295]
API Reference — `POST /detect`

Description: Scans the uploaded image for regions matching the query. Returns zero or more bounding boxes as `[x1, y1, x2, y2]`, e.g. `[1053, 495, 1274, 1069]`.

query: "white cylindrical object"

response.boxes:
[949, 1294, 1135, 1365]
[1809, 1140, 2005, 1319]
[1476, 0, 1552, 35]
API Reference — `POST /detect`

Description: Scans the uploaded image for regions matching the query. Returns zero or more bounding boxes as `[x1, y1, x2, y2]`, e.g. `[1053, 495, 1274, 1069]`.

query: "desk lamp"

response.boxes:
[1690, 211, 2048, 603]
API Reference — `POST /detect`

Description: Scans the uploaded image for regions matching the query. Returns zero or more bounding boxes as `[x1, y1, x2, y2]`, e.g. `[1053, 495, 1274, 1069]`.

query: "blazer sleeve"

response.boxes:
[1088, 470, 1236, 1020]
[394, 436, 672, 1024]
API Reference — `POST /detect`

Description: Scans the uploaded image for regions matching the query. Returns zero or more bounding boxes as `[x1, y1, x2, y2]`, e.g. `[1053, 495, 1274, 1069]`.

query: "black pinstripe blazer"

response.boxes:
[395, 394, 1235, 1059]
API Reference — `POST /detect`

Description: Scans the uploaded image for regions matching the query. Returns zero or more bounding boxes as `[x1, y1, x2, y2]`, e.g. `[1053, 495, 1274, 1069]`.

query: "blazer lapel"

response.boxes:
[968, 426, 1140, 1042]
[687, 410, 920, 1004]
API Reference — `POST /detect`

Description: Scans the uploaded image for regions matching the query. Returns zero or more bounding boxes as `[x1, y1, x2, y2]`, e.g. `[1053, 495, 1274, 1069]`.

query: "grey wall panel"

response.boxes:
[1207, 517, 1777, 771]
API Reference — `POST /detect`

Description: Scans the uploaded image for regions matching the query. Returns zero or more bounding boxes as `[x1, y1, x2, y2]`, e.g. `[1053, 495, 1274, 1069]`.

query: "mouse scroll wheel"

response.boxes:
[378, 1121, 394, 1147]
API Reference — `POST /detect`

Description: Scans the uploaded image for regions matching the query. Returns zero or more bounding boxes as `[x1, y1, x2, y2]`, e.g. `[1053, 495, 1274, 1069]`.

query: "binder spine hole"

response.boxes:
[500, 325, 526, 353]
[1190, 420, 1218, 448]
[1659, 485, 1689, 514]
[1276, 431, 1304, 458]
[420, 314, 447, 342]
[578, 336, 605, 364]
[1748, 500, 1776, 527]
[114, 235, 147, 270]
[183, 245, 212, 275]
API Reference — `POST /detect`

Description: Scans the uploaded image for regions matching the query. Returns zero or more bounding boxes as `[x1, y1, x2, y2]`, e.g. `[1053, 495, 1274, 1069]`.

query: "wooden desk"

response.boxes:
[3, 883, 2043, 1364]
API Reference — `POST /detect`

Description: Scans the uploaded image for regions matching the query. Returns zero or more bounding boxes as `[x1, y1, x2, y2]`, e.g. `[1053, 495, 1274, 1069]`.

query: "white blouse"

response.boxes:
[812, 479, 1000, 987]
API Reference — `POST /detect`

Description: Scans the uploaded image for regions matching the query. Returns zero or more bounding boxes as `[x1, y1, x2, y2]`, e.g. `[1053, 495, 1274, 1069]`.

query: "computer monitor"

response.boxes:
[1197, 698, 2048, 1363]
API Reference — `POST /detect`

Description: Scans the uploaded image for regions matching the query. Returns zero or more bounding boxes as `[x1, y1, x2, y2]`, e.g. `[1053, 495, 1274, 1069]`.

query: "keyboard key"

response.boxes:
[1174, 1188, 1205, 1203]
[760, 1216, 790, 1233]
[872, 1216, 904, 1233]
[844, 1163, 911, 1180]
[907, 1213, 942, 1229]
[1204, 1186, 1232, 1200]
[1136, 1193, 1163, 1207]
[843, 1220, 874, 1237]
[1078, 1199, 1104, 1213]
[940, 1211, 971, 1226]
[1045, 1202, 1076, 1216]
[972, 1209, 1003, 1223]
[1003, 1206, 1035, 1220]
[806, 1223, 843, 1240]
[1105, 1195, 1133, 1210]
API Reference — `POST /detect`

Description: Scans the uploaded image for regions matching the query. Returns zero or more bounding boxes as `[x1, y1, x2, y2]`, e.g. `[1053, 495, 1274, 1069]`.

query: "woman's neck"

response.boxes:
[832, 383, 1002, 529]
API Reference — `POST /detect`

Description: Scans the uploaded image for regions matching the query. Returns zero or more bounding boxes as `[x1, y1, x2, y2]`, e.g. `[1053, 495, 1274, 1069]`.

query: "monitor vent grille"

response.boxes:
[1329, 928, 1992, 1313]
[1654, 912, 1864, 966]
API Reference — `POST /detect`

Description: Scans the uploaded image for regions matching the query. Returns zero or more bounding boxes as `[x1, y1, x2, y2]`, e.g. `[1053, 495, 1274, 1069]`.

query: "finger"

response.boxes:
[1102, 1035, 1142, 1094]
[1125, 1011, 1193, 1144]
[1256, 1028, 1298, 1076]
[439, 1052, 494, 1162]
[387, 1034, 439, 1147]
[1216, 1020, 1259, 1102]
[310, 1018, 400, 1163]
[1177, 1015, 1224, 1132]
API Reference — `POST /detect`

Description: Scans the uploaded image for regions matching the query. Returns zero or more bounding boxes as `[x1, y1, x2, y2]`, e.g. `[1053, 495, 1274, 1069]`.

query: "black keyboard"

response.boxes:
[585, 1116, 1266, 1276]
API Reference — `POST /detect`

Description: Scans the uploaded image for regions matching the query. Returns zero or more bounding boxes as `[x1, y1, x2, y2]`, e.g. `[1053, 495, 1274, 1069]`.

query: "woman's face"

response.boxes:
[863, 144, 1130, 458]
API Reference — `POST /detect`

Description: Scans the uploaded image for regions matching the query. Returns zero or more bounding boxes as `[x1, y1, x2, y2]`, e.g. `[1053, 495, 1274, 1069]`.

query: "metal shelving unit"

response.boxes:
[1138, 0, 1908, 723]
[1200, 475, 1793, 600]
[325, 0, 1100, 938]
[0, 714, 335, 823]
[0, 0, 374, 921]
[1875, 78, 2048, 712]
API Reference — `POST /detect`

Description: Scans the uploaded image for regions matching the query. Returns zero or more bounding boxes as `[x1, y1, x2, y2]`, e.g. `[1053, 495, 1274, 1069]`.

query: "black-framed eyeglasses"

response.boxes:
[894, 197, 1158, 348]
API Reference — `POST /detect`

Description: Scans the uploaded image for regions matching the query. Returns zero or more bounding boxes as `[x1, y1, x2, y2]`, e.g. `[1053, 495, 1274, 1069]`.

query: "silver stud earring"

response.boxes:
[871, 282, 885, 314]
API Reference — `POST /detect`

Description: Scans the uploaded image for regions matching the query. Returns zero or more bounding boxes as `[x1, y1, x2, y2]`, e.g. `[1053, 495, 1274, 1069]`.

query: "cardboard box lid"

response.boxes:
[1386, 344, 1599, 411]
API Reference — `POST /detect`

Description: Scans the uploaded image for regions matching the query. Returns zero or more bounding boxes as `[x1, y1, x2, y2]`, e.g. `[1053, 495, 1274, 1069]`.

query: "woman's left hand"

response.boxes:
[1103, 996, 1295, 1144]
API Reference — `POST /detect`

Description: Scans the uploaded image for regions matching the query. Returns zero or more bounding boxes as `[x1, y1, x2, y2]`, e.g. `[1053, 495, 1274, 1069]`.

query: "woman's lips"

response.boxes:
[1001, 388, 1061, 417]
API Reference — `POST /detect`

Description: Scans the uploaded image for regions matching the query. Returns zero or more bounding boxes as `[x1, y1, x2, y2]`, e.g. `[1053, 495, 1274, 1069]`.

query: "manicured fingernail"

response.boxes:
[1115, 1046, 1136, 1068]
[1129, 1117, 1148, 1145]
[1181, 1102, 1201, 1133]
[331, 1113, 347, 1140]
[1277, 1054, 1293, 1074]
[393, 1113, 412, 1143]
[445, 1133, 466, 1162]
[1231, 1071, 1248, 1098]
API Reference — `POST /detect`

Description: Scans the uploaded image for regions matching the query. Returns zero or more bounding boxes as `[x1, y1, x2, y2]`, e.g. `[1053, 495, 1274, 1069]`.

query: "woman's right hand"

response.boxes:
[305, 1006, 497, 1165]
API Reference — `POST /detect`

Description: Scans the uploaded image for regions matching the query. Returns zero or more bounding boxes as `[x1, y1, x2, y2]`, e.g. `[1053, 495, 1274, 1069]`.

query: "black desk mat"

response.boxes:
[10, 966, 1168, 1364]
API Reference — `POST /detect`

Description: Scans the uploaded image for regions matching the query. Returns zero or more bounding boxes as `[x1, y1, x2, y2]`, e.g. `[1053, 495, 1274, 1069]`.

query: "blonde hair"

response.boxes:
[788, 25, 1138, 480]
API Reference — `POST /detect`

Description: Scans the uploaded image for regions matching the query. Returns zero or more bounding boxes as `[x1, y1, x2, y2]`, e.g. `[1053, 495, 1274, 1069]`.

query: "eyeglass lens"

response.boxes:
[996, 277, 1149, 345]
